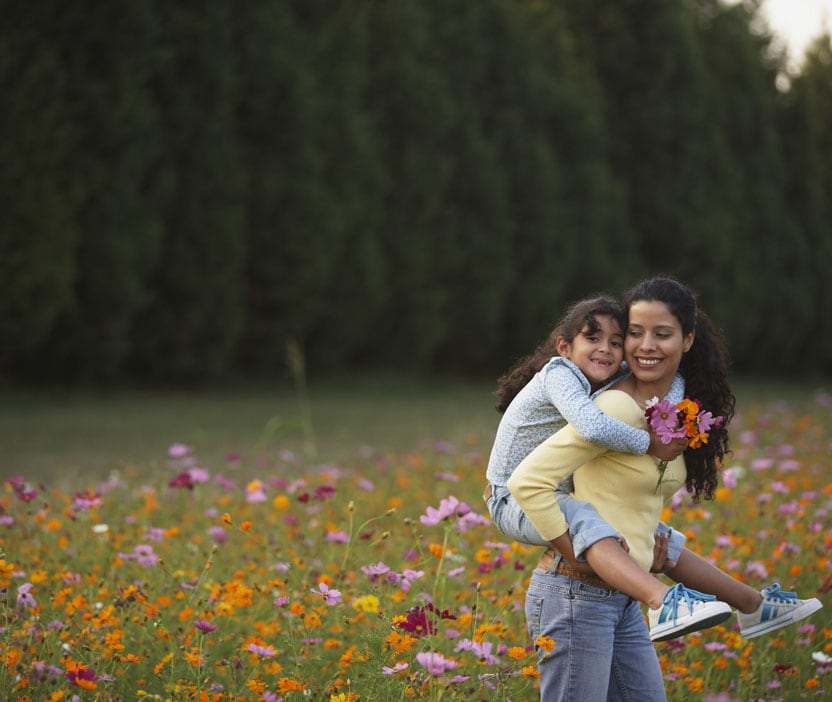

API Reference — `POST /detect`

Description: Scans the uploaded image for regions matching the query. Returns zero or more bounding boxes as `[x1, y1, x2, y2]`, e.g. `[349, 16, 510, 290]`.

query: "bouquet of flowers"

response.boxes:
[644, 397, 724, 493]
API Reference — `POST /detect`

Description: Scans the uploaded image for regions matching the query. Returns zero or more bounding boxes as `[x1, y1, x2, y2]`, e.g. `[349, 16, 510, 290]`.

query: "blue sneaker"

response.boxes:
[649, 584, 733, 642]
[737, 583, 823, 639]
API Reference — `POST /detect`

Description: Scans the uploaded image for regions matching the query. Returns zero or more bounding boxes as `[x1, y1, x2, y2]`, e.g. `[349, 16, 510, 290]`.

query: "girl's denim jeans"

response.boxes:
[486, 483, 685, 562]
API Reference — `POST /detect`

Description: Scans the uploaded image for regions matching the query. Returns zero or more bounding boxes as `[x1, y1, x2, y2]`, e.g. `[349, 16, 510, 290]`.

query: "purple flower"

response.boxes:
[195, 620, 216, 633]
[247, 642, 276, 657]
[326, 530, 349, 543]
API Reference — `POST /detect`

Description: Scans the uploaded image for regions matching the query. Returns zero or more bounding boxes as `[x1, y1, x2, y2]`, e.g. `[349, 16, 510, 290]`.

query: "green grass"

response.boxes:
[1, 373, 827, 488]
[0, 374, 501, 486]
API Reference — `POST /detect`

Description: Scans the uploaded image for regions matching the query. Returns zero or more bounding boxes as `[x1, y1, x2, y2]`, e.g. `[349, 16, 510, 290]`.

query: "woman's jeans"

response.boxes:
[486, 483, 685, 562]
[525, 552, 666, 701]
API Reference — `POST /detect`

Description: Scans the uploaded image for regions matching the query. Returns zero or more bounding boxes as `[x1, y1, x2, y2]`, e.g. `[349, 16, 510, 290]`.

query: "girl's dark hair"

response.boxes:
[624, 276, 736, 501]
[495, 295, 626, 412]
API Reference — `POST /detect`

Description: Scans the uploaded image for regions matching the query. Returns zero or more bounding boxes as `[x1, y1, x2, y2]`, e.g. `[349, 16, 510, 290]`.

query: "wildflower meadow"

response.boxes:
[1, 393, 831, 701]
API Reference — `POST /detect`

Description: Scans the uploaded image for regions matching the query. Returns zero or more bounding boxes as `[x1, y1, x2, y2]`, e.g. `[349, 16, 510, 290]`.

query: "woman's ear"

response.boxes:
[683, 331, 695, 353]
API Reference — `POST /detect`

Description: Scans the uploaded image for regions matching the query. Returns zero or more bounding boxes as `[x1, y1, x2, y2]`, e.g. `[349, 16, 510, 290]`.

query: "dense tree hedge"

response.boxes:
[2, 0, 831, 383]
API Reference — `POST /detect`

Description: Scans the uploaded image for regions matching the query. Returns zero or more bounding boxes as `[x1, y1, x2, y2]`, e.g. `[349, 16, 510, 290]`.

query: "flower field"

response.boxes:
[1, 394, 831, 701]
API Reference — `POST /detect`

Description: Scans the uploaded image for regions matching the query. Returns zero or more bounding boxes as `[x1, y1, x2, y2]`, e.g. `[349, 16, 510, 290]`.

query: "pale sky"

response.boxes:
[758, 0, 832, 62]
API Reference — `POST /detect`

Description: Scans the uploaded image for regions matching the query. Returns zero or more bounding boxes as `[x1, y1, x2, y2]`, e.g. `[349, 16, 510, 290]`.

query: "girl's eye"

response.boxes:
[611, 340, 623, 348]
[586, 335, 599, 343]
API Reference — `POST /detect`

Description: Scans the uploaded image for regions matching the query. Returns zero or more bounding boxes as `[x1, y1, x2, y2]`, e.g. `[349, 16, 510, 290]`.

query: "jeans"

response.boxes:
[487, 483, 685, 562]
[525, 553, 666, 701]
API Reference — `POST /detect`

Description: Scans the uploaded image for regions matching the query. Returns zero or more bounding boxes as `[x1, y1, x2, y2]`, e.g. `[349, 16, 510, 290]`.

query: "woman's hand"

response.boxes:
[550, 533, 597, 575]
[647, 432, 687, 462]
[649, 531, 677, 573]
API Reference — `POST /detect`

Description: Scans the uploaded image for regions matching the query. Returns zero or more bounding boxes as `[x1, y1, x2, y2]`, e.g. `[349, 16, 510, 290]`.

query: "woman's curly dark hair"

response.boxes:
[624, 276, 736, 501]
[495, 295, 626, 412]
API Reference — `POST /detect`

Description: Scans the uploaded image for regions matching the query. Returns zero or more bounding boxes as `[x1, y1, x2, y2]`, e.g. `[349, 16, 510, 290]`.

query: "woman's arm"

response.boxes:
[507, 422, 605, 541]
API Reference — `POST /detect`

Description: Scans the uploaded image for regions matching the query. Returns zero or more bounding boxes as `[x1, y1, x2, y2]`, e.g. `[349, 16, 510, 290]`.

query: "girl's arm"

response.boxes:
[544, 360, 649, 454]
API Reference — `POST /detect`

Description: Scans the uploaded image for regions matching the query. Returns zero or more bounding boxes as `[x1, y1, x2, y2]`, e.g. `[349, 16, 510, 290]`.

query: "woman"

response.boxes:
[507, 277, 821, 700]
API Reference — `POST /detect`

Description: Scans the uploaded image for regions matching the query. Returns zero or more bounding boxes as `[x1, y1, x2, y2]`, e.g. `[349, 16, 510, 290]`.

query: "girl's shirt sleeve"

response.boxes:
[543, 360, 649, 455]
[507, 421, 605, 540]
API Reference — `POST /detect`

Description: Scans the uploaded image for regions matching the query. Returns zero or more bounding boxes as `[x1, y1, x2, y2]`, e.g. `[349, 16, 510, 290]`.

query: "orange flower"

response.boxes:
[522, 665, 540, 678]
[508, 646, 528, 660]
[534, 635, 555, 653]
[277, 677, 307, 693]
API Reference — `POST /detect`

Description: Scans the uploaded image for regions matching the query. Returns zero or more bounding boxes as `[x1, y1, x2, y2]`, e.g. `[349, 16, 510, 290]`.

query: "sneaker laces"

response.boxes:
[762, 583, 798, 603]
[664, 583, 716, 620]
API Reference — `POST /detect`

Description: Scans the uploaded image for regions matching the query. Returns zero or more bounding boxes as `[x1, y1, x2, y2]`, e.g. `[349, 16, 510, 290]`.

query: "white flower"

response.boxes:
[644, 396, 660, 409]
[812, 651, 832, 663]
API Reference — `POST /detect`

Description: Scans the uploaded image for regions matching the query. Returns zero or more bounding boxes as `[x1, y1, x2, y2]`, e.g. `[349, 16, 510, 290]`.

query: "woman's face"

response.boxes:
[625, 301, 694, 383]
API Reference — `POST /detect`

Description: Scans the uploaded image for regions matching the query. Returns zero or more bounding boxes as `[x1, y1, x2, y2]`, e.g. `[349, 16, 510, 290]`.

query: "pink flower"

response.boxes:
[311, 581, 342, 606]
[17, 582, 37, 610]
[168, 443, 192, 458]
[326, 530, 349, 543]
[73, 490, 101, 511]
[195, 620, 216, 632]
[382, 662, 409, 675]
[416, 651, 459, 676]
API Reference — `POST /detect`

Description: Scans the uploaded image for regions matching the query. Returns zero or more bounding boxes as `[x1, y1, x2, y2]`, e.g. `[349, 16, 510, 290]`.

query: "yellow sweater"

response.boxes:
[507, 389, 686, 571]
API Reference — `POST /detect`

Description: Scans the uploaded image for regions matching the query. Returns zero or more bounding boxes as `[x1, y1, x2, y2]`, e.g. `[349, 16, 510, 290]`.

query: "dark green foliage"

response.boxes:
[0, 4, 82, 368]
[2, 0, 832, 383]
[130, 1, 247, 379]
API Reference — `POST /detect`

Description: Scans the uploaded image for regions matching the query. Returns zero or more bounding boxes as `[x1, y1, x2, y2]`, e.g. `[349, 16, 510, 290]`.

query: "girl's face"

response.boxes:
[625, 301, 694, 383]
[557, 314, 624, 388]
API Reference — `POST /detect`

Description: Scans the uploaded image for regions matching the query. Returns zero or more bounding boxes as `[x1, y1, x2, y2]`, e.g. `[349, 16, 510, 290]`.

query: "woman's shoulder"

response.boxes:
[593, 388, 642, 420]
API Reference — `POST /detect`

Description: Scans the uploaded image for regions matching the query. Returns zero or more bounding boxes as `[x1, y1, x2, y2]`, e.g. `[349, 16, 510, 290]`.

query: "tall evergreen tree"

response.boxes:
[360, 0, 458, 368]
[0, 4, 81, 377]
[131, 0, 246, 379]
[279, 0, 389, 372]
[695, 1, 810, 368]
[780, 32, 832, 370]
[34, 1, 163, 382]
[232, 1, 341, 374]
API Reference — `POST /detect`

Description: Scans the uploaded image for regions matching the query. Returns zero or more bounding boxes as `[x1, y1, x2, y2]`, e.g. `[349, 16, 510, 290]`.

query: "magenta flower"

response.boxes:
[169, 472, 194, 490]
[326, 530, 349, 543]
[311, 581, 342, 606]
[5, 476, 36, 502]
[195, 620, 216, 633]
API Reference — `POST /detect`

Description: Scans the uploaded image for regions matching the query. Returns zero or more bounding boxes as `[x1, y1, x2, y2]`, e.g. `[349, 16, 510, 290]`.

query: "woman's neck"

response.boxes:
[618, 376, 674, 409]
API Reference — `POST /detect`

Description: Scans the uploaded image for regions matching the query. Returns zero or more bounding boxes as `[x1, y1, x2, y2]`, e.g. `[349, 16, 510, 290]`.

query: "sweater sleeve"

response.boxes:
[543, 361, 650, 455]
[507, 420, 606, 541]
